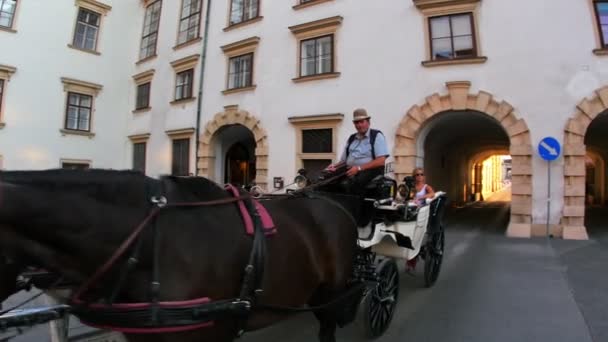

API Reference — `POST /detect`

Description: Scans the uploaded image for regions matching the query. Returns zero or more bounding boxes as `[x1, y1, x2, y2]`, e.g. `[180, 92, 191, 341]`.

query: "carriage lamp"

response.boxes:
[273, 177, 284, 189]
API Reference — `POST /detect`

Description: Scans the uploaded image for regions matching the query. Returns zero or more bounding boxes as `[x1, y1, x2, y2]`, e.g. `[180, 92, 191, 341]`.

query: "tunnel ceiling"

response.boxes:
[424, 111, 510, 151]
[585, 111, 608, 149]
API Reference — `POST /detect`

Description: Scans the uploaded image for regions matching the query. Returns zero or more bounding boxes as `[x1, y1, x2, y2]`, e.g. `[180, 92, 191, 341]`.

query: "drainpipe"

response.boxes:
[195, 0, 212, 176]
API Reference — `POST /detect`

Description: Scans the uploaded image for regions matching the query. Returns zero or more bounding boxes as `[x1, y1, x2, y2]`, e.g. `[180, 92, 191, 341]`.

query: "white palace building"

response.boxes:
[2, 0, 608, 241]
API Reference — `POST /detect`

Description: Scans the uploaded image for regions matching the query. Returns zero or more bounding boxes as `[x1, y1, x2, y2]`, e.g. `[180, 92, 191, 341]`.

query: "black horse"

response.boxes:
[0, 169, 363, 342]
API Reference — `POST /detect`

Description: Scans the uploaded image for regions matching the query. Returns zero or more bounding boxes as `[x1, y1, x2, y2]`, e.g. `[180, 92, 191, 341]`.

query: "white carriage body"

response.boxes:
[357, 192, 445, 260]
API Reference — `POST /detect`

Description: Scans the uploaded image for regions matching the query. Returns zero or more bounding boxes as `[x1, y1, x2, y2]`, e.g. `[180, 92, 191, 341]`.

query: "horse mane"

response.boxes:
[0, 169, 157, 206]
[161, 175, 229, 201]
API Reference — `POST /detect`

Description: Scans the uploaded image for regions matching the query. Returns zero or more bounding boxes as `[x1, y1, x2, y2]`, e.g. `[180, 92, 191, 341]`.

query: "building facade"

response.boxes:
[1, 0, 608, 244]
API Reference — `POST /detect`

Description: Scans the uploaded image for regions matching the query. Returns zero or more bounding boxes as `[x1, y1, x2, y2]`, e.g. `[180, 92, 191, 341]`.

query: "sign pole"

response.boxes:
[546, 160, 551, 237]
[537, 136, 561, 238]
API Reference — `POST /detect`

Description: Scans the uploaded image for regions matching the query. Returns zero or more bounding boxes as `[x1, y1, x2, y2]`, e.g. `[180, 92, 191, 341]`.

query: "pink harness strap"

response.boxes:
[224, 184, 276, 236]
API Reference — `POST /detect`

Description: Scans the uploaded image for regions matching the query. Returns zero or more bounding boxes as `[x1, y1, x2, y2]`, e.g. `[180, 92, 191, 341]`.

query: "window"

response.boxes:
[289, 16, 342, 82]
[133, 142, 146, 174]
[172, 138, 190, 176]
[229, 0, 258, 25]
[62, 161, 90, 170]
[228, 54, 252, 89]
[132, 69, 154, 112]
[0, 64, 16, 125]
[413, 0, 485, 66]
[0, 79, 4, 118]
[73, 8, 100, 51]
[60, 77, 102, 136]
[289, 113, 343, 181]
[175, 69, 194, 100]
[220, 37, 259, 94]
[429, 13, 475, 60]
[136, 82, 151, 110]
[177, 0, 201, 45]
[594, 1, 608, 49]
[65, 92, 92, 132]
[140, 0, 162, 60]
[0, 0, 16, 29]
[300, 35, 333, 77]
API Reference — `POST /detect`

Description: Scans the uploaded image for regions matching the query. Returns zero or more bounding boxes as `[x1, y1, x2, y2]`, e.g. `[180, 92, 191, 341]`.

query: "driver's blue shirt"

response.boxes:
[339, 129, 389, 166]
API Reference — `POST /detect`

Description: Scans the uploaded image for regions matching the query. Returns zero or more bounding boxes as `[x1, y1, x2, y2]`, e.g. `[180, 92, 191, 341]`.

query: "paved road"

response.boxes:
[242, 201, 607, 342]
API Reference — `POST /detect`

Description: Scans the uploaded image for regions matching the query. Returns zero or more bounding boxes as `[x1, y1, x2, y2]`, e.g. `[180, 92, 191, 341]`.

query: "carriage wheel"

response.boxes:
[361, 258, 399, 339]
[423, 228, 445, 288]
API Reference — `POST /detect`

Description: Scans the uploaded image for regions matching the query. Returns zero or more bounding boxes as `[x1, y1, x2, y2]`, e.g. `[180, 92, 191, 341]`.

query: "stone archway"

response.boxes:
[393, 81, 533, 238]
[197, 105, 269, 189]
[562, 86, 608, 240]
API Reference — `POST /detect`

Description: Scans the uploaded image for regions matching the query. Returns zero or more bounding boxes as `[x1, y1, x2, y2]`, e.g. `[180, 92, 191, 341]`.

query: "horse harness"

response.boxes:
[68, 184, 272, 335]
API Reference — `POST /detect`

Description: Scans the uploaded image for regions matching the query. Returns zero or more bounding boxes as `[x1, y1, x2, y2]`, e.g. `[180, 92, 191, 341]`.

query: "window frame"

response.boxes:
[128, 133, 150, 174]
[289, 16, 342, 83]
[132, 69, 154, 112]
[60, 77, 102, 137]
[169, 54, 200, 103]
[139, 0, 163, 62]
[61, 159, 91, 169]
[136, 82, 151, 110]
[428, 12, 477, 61]
[176, 0, 202, 46]
[220, 37, 259, 94]
[0, 64, 16, 127]
[174, 69, 194, 101]
[166, 128, 194, 176]
[227, 53, 253, 90]
[228, 0, 260, 27]
[413, 0, 486, 67]
[594, 0, 608, 53]
[288, 113, 343, 174]
[0, 0, 17, 30]
[72, 7, 101, 52]
[64, 92, 93, 132]
[299, 34, 334, 77]
[133, 141, 147, 174]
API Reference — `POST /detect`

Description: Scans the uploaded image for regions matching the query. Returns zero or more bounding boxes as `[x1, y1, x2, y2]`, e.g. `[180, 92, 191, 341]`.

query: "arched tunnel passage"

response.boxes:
[584, 110, 608, 239]
[418, 110, 512, 233]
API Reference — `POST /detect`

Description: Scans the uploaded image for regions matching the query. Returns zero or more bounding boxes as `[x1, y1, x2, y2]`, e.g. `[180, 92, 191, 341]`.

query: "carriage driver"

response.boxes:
[326, 108, 389, 194]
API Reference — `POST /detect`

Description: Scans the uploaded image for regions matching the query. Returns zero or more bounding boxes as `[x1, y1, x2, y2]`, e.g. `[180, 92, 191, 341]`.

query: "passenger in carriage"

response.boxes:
[325, 108, 389, 194]
[407, 167, 435, 273]
[411, 167, 435, 207]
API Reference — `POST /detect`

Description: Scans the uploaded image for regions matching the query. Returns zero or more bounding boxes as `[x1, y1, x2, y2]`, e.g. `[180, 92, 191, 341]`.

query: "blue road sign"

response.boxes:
[538, 137, 561, 161]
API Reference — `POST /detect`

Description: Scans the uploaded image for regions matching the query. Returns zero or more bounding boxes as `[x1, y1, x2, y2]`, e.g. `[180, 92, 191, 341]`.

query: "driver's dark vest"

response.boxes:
[345, 129, 383, 160]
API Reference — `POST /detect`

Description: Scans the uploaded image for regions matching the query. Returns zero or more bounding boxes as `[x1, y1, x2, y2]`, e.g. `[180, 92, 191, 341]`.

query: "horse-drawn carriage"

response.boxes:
[0, 167, 446, 341]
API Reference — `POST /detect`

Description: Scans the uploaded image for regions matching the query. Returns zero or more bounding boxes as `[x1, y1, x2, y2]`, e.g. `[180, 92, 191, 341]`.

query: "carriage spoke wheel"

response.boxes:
[424, 228, 445, 288]
[362, 258, 399, 339]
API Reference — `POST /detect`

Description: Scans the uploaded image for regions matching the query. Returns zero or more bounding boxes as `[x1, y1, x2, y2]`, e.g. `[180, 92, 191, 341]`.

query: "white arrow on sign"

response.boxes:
[540, 141, 558, 155]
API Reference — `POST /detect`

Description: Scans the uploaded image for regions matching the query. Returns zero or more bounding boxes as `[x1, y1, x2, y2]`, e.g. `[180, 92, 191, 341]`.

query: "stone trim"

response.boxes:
[173, 37, 202, 50]
[561, 85, 608, 240]
[165, 127, 195, 140]
[293, 0, 334, 10]
[421, 56, 487, 67]
[132, 69, 155, 84]
[75, 0, 112, 15]
[0, 64, 17, 80]
[288, 16, 342, 39]
[221, 37, 260, 57]
[128, 133, 151, 143]
[222, 85, 256, 95]
[288, 113, 344, 123]
[61, 77, 103, 96]
[413, 0, 479, 10]
[292, 72, 341, 83]
[223, 16, 263, 32]
[170, 54, 200, 73]
[198, 105, 269, 189]
[60, 129, 96, 138]
[393, 81, 533, 238]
